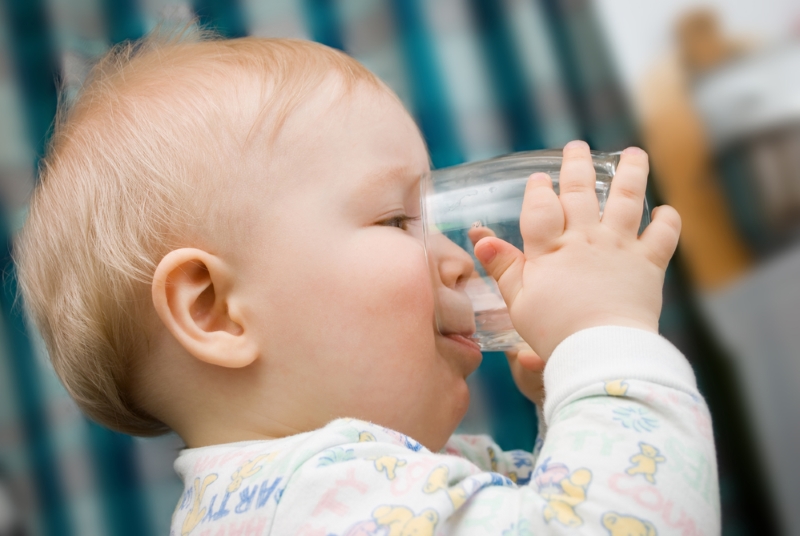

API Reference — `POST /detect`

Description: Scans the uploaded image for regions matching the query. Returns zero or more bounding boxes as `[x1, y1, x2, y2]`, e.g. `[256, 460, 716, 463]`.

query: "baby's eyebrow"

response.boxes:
[359, 165, 423, 197]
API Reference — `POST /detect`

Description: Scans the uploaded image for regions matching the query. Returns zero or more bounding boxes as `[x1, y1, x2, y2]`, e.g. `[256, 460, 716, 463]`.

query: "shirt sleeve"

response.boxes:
[274, 326, 720, 535]
[533, 326, 720, 534]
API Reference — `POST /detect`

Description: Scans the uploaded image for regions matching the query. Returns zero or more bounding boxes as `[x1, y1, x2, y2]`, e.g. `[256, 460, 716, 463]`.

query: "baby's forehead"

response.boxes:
[201, 78, 413, 234]
[271, 84, 424, 169]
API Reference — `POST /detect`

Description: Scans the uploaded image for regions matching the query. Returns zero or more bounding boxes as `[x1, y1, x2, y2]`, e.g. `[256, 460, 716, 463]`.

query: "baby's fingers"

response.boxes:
[602, 147, 649, 234]
[639, 205, 681, 269]
[474, 237, 525, 309]
[505, 345, 546, 406]
[559, 140, 600, 229]
[519, 173, 564, 255]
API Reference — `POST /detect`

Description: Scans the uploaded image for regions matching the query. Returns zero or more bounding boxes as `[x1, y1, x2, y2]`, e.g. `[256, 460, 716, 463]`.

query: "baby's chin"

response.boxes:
[423, 371, 473, 451]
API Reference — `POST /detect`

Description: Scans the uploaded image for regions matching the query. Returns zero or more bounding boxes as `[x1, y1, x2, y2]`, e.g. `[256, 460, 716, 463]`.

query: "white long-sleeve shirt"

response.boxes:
[170, 327, 720, 535]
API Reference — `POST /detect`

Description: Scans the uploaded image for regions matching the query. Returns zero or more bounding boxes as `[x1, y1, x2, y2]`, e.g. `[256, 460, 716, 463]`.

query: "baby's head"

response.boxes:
[16, 29, 480, 450]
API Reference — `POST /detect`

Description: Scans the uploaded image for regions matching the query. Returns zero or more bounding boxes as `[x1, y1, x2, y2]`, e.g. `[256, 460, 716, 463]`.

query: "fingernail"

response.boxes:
[529, 172, 550, 182]
[623, 146, 645, 155]
[564, 140, 588, 151]
[476, 243, 497, 264]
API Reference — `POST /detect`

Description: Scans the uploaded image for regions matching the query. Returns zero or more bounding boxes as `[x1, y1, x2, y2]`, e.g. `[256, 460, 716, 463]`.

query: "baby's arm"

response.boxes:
[465, 142, 717, 530]
[530, 325, 718, 533]
[438, 328, 717, 534]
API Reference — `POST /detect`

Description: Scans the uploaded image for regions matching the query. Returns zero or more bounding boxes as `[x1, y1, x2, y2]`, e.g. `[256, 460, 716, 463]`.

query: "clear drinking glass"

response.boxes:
[422, 149, 651, 352]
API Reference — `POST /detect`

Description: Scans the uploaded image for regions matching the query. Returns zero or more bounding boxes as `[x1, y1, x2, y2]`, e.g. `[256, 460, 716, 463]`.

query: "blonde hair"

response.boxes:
[15, 27, 383, 435]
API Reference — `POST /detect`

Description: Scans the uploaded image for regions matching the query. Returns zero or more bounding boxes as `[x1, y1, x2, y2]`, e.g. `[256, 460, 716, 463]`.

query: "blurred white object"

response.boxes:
[693, 41, 800, 149]
[694, 41, 800, 248]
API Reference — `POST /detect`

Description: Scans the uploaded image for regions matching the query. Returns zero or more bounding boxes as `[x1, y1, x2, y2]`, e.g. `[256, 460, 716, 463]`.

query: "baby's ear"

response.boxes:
[152, 248, 258, 368]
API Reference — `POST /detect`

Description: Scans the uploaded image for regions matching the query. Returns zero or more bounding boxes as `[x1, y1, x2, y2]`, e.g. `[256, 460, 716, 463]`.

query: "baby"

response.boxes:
[16, 29, 719, 535]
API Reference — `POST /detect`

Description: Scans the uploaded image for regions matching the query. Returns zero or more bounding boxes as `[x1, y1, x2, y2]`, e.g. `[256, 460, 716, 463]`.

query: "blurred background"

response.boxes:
[0, 0, 798, 534]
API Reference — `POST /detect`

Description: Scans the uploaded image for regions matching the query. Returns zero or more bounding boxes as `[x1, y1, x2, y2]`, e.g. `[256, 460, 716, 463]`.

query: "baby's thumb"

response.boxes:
[474, 237, 525, 308]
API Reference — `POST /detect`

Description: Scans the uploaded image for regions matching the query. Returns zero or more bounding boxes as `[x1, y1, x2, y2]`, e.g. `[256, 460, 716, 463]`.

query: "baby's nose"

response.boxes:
[431, 233, 475, 289]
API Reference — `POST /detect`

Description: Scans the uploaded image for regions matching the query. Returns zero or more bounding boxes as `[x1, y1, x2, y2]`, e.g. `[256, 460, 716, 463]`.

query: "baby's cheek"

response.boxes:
[364, 249, 433, 316]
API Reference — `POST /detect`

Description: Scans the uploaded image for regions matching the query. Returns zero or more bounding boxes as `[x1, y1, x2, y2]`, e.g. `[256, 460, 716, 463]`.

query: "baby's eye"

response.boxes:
[379, 215, 420, 231]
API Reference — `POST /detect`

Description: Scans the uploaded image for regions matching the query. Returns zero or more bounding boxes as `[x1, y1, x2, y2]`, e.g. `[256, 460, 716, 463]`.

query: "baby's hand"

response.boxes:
[474, 141, 681, 359]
